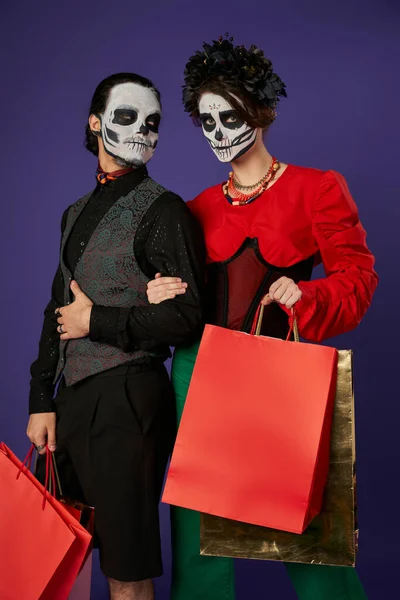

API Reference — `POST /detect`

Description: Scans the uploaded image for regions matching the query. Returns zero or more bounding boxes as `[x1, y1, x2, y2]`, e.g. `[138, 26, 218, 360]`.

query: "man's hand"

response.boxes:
[26, 413, 57, 454]
[262, 277, 302, 309]
[56, 281, 93, 340]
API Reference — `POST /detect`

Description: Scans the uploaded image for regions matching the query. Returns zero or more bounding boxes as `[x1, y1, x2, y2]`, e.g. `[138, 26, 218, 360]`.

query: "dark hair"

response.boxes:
[85, 72, 161, 156]
[182, 36, 286, 131]
[192, 78, 276, 131]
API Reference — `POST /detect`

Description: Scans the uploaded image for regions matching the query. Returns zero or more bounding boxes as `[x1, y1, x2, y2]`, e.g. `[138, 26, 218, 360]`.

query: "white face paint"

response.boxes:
[100, 82, 161, 167]
[198, 93, 257, 163]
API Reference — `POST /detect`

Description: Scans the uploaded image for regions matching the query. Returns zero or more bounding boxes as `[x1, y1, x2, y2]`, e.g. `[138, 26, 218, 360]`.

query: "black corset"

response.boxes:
[205, 238, 314, 340]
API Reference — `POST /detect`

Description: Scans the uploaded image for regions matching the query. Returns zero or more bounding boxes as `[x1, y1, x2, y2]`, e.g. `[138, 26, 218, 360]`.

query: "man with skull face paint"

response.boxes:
[26, 73, 205, 599]
[101, 80, 160, 167]
[147, 38, 377, 600]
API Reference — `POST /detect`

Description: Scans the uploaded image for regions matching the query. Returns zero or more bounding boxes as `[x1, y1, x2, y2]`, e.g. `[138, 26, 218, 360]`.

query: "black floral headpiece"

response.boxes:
[183, 34, 287, 114]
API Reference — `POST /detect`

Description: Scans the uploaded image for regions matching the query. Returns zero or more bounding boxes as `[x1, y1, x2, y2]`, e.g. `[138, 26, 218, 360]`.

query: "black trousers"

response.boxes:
[36, 362, 176, 582]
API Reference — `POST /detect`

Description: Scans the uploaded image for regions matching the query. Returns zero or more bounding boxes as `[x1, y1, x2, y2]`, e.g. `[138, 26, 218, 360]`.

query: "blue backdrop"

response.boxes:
[1, 1, 399, 597]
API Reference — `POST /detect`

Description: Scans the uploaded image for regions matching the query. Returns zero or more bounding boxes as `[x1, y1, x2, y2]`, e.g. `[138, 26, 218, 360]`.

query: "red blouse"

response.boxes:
[188, 164, 378, 343]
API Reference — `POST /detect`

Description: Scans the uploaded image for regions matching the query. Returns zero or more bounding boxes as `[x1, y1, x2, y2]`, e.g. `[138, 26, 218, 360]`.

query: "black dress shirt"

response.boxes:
[29, 169, 205, 414]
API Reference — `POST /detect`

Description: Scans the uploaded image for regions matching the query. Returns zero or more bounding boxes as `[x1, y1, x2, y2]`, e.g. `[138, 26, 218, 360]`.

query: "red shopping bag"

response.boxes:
[60, 498, 94, 577]
[0, 443, 92, 600]
[64, 503, 93, 599]
[163, 308, 338, 534]
[53, 466, 94, 600]
[68, 552, 92, 600]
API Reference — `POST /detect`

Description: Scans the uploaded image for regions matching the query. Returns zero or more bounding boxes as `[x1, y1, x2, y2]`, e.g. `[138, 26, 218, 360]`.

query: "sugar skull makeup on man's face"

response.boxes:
[100, 82, 161, 167]
[198, 93, 257, 163]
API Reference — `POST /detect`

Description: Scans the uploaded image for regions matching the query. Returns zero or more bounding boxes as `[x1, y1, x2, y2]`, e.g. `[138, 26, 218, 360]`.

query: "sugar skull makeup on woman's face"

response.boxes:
[198, 93, 257, 163]
[100, 82, 161, 167]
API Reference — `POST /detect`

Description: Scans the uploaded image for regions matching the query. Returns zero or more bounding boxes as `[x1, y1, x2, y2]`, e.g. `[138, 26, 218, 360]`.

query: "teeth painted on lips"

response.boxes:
[124, 142, 154, 155]
[125, 143, 152, 148]
[125, 139, 154, 148]
[210, 128, 254, 151]
[211, 142, 233, 150]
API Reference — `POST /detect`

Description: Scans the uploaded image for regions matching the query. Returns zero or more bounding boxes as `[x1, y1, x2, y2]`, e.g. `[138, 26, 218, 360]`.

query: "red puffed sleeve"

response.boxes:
[288, 170, 378, 342]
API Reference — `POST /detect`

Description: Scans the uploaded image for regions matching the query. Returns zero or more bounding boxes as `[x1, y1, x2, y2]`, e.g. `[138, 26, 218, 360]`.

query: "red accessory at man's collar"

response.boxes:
[96, 165, 134, 184]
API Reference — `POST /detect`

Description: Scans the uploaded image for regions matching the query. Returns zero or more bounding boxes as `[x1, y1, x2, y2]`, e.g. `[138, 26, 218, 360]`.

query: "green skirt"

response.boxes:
[170, 343, 367, 600]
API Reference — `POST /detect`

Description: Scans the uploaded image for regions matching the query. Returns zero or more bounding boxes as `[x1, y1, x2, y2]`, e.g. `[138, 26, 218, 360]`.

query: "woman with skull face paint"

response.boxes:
[147, 38, 377, 600]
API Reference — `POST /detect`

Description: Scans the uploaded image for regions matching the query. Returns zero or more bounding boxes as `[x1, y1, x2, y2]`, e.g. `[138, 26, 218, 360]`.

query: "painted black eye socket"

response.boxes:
[220, 110, 244, 130]
[146, 113, 161, 133]
[199, 113, 216, 132]
[113, 109, 138, 126]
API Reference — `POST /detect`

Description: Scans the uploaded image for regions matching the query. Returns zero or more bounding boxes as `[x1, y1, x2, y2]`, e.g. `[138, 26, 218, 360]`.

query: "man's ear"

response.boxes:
[89, 113, 101, 137]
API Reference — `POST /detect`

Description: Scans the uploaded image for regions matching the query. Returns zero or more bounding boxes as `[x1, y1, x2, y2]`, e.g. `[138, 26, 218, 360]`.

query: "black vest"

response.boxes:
[54, 177, 167, 386]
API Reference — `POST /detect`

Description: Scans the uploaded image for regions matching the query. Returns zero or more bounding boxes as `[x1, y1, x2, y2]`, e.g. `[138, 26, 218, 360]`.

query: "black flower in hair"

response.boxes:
[183, 35, 287, 113]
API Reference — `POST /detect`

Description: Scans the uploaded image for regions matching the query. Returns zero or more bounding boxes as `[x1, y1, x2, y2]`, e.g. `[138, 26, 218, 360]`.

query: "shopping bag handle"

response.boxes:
[250, 303, 300, 342]
[17, 444, 35, 474]
[17, 444, 62, 509]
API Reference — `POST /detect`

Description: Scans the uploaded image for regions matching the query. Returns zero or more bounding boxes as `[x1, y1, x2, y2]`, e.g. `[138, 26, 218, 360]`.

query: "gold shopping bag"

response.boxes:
[200, 349, 357, 566]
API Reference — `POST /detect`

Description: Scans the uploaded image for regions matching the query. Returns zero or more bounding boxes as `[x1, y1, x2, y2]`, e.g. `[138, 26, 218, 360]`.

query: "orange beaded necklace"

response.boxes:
[223, 157, 280, 206]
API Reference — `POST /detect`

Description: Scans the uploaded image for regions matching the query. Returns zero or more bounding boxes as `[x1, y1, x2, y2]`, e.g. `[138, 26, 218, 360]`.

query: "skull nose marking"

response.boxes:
[215, 128, 223, 142]
[139, 124, 149, 135]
